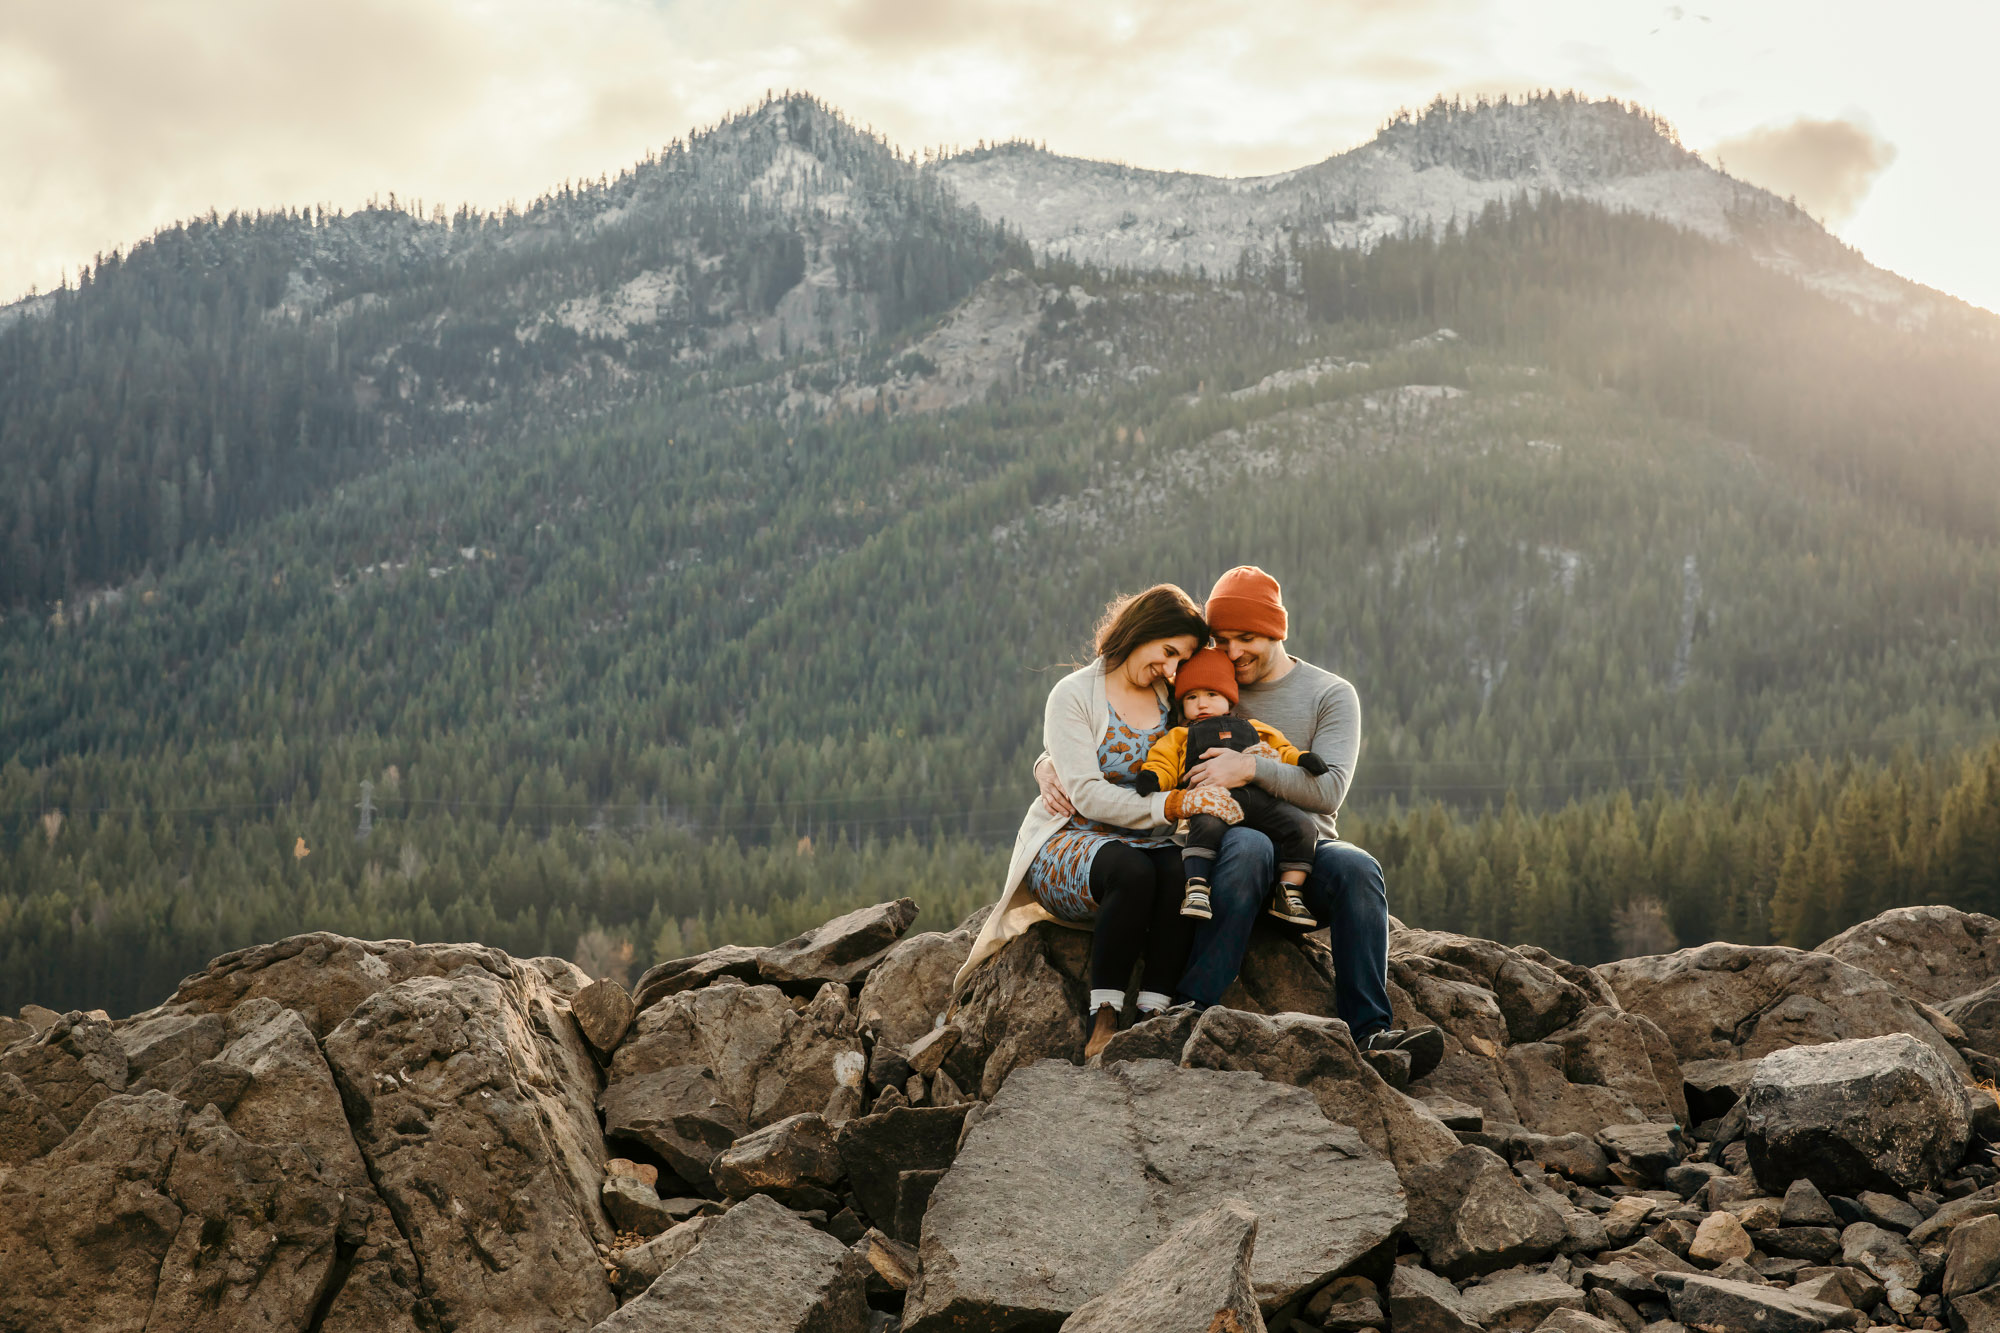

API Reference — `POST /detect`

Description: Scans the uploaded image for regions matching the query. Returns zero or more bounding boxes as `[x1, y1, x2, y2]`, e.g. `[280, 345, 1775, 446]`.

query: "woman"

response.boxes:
[953, 585, 1246, 1059]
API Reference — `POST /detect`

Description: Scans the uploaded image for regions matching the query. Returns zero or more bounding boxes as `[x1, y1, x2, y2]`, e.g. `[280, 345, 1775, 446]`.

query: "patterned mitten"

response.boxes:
[1244, 741, 1281, 761]
[1165, 787, 1245, 826]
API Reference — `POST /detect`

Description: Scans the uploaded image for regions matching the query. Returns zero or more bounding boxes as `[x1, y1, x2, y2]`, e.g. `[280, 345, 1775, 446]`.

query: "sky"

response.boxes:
[3, 0, 1997, 311]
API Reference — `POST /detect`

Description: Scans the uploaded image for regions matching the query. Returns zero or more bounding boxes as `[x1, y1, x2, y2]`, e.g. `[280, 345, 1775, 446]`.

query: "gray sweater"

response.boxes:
[1237, 656, 1360, 841]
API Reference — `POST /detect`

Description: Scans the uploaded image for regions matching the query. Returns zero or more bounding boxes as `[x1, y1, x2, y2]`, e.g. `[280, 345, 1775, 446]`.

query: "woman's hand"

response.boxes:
[1165, 787, 1245, 825]
[1034, 755, 1075, 817]
[1185, 747, 1258, 790]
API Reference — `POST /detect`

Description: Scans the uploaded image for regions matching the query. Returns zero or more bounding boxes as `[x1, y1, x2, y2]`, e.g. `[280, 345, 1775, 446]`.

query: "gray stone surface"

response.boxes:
[855, 925, 977, 1057]
[1388, 1262, 1483, 1333]
[760, 898, 920, 992]
[903, 1059, 1405, 1329]
[1745, 1034, 1972, 1196]
[0, 1010, 128, 1131]
[1596, 1122, 1686, 1182]
[1404, 1145, 1567, 1278]
[835, 1103, 972, 1236]
[611, 1215, 711, 1297]
[1815, 906, 2000, 1006]
[602, 1174, 681, 1234]
[1947, 1214, 2000, 1300]
[594, 1193, 868, 1333]
[1057, 1199, 1267, 1333]
[944, 922, 1091, 1099]
[1658, 1272, 1867, 1331]
[1181, 1006, 1462, 1185]
[1460, 1268, 1588, 1329]
[323, 966, 616, 1332]
[0, 1069, 66, 1166]
[1096, 1007, 1201, 1065]
[600, 1065, 746, 1193]
[633, 944, 769, 1008]
[1595, 943, 1967, 1075]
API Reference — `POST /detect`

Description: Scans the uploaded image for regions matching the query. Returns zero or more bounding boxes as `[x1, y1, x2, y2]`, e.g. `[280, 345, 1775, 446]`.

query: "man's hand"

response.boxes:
[1034, 755, 1075, 817]
[1185, 747, 1258, 790]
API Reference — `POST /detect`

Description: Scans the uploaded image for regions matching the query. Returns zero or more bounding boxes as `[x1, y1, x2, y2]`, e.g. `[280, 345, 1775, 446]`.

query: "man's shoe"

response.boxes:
[1267, 884, 1317, 927]
[1360, 1046, 1412, 1091]
[1365, 1025, 1445, 1083]
[1180, 884, 1213, 920]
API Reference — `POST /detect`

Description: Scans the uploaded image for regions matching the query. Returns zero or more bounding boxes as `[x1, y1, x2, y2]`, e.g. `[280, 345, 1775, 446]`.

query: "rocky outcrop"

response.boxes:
[903, 1059, 1405, 1328]
[1595, 941, 1968, 1074]
[17, 901, 2000, 1333]
[1815, 906, 2000, 1006]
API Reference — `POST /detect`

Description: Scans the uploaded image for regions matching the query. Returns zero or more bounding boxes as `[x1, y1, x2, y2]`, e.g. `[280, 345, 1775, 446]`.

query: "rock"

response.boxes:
[602, 1174, 680, 1234]
[1057, 1199, 1268, 1333]
[600, 1065, 746, 1193]
[1595, 944, 1967, 1076]
[1396, 927, 1594, 1043]
[906, 1023, 961, 1077]
[1597, 1123, 1687, 1182]
[1388, 1262, 1483, 1333]
[1815, 907, 2000, 1006]
[859, 1228, 920, 1290]
[1666, 1163, 1726, 1200]
[113, 1011, 227, 1092]
[1503, 1041, 1665, 1140]
[1604, 1196, 1662, 1243]
[606, 1156, 658, 1187]
[595, 1192, 869, 1333]
[1761, 1227, 1845, 1263]
[1424, 1094, 1487, 1131]
[1942, 982, 2000, 1069]
[632, 943, 769, 1008]
[1947, 1215, 2000, 1300]
[609, 980, 865, 1133]
[322, 965, 616, 1331]
[1658, 1272, 1867, 1331]
[1535, 1313, 1627, 1333]
[903, 1059, 1406, 1328]
[1405, 1146, 1567, 1278]
[895, 1167, 948, 1242]
[0, 1070, 66, 1166]
[1842, 1223, 1922, 1301]
[1911, 1186, 2000, 1245]
[1550, 1008, 1690, 1126]
[1951, 1283, 2000, 1333]
[1461, 1269, 1589, 1329]
[1217, 924, 1343, 1019]
[711, 1112, 844, 1205]
[760, 899, 920, 992]
[1745, 1035, 1972, 1197]
[18, 1004, 61, 1034]
[1587, 1287, 1647, 1332]
[835, 1103, 972, 1237]
[1786, 1178, 1843, 1227]
[1096, 1007, 1202, 1065]
[854, 925, 977, 1056]
[1180, 1006, 1462, 1184]
[572, 978, 636, 1054]
[1856, 1191, 1926, 1232]
[945, 923, 1090, 1098]
[1689, 1212, 1755, 1267]
[611, 1215, 711, 1298]
[0, 1010, 128, 1131]
[1307, 1275, 1384, 1330]
[1682, 1058, 1760, 1124]
[1523, 1131, 1617, 1186]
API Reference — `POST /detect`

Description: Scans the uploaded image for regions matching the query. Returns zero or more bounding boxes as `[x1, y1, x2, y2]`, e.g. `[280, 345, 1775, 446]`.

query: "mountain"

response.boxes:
[4, 93, 2000, 1014]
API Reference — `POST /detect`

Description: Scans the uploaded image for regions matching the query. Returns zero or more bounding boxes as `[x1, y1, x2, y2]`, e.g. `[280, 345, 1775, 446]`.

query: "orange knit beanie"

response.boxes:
[1173, 647, 1239, 705]
[1205, 566, 1287, 640]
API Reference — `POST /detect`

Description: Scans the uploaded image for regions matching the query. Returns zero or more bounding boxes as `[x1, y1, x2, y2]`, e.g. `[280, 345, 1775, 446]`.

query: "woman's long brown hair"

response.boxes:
[1093, 584, 1208, 669]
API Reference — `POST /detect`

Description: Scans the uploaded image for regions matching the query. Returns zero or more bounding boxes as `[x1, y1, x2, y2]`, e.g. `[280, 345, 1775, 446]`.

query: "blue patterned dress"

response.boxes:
[1028, 702, 1177, 922]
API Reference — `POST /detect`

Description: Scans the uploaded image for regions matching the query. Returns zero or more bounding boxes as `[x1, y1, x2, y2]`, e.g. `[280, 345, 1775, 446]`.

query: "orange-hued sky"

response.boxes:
[3, 0, 1995, 310]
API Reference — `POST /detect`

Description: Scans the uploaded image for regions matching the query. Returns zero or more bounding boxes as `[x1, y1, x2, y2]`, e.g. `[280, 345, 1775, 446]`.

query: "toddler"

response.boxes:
[1135, 647, 1328, 926]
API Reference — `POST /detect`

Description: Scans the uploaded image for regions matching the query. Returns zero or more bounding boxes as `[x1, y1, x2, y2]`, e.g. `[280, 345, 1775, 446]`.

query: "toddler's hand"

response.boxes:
[1166, 786, 1245, 825]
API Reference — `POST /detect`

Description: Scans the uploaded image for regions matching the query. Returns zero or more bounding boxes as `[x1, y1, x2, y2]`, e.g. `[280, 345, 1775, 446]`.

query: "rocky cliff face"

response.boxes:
[6, 903, 2000, 1332]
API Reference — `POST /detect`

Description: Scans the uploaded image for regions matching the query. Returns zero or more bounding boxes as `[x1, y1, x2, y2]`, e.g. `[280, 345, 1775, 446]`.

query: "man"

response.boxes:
[1038, 565, 1440, 1078]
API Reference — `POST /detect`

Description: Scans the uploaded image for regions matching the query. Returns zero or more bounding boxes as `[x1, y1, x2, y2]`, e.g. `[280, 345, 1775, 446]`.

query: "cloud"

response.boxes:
[1710, 115, 1897, 224]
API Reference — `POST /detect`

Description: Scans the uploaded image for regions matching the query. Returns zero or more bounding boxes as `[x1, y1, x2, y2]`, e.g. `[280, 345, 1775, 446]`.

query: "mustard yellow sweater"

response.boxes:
[1140, 718, 1306, 790]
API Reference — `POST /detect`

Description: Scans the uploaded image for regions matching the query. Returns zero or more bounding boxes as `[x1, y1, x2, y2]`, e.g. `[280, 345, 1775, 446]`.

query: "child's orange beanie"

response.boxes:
[1173, 647, 1239, 705]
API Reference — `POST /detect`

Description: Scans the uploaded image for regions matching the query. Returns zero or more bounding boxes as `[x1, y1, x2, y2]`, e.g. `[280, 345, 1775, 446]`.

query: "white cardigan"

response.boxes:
[952, 659, 1173, 991]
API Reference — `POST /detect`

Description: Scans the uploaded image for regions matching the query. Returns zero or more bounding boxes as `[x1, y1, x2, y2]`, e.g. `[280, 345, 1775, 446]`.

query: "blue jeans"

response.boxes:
[1175, 828, 1395, 1039]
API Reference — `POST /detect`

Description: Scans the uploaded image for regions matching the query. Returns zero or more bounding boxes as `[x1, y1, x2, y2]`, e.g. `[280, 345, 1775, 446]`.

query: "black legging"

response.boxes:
[1088, 841, 1196, 996]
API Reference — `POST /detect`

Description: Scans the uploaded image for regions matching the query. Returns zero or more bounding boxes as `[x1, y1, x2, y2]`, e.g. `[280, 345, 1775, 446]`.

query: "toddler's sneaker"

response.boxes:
[1180, 881, 1214, 920]
[1267, 883, 1317, 927]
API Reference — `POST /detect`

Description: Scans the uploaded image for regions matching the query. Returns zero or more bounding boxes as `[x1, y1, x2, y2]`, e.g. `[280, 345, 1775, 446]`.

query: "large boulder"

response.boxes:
[760, 898, 920, 991]
[835, 1103, 974, 1238]
[593, 1192, 869, 1333]
[903, 1059, 1405, 1329]
[1744, 1033, 1973, 1197]
[945, 922, 1092, 1099]
[1595, 942, 1968, 1075]
[1395, 927, 1593, 1044]
[598, 1065, 746, 1194]
[1657, 1272, 1867, 1332]
[608, 979, 865, 1130]
[1057, 1199, 1267, 1333]
[322, 964, 616, 1332]
[1217, 924, 1344, 1019]
[1816, 906, 2000, 1005]
[633, 944, 768, 1008]
[0, 1010, 129, 1130]
[1179, 1006, 1461, 1184]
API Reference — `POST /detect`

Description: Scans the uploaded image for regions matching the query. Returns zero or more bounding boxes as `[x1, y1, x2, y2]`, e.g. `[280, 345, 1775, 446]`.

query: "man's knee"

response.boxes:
[1311, 841, 1387, 904]
[1210, 828, 1275, 912]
